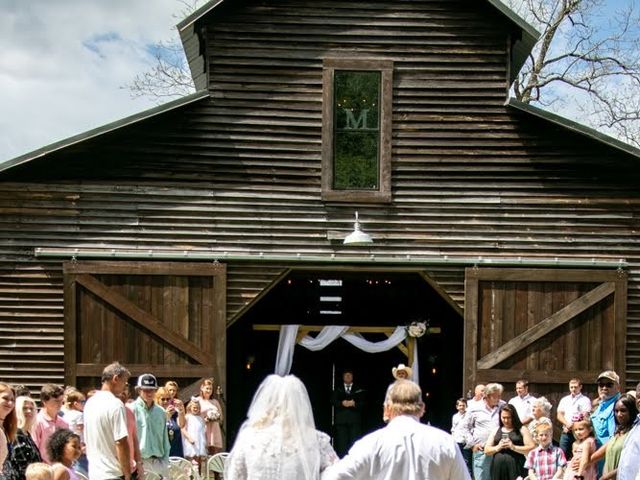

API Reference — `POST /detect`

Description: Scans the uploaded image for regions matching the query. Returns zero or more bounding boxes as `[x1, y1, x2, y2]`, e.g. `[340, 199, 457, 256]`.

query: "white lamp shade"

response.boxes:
[343, 212, 373, 245]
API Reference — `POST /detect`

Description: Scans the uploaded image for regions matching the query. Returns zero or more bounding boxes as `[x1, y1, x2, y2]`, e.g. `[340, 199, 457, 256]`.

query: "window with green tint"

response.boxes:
[333, 71, 381, 190]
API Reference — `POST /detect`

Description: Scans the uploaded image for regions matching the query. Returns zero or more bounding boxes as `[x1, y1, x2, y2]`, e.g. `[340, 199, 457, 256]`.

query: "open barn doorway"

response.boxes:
[225, 269, 463, 448]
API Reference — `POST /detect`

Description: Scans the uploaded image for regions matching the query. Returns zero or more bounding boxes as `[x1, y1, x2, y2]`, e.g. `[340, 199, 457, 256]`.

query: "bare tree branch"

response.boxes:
[509, 0, 640, 146]
[123, 1, 205, 102]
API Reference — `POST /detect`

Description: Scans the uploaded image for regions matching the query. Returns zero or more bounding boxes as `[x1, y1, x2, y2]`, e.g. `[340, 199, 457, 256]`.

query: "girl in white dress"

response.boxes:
[225, 375, 338, 480]
[182, 398, 207, 474]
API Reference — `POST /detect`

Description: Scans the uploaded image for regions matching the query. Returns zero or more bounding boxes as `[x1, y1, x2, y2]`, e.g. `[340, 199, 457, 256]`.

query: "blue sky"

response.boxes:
[0, 0, 187, 162]
[0, 0, 636, 163]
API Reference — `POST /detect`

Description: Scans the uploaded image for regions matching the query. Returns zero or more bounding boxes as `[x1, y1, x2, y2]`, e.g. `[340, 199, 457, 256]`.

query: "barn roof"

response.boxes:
[176, 0, 540, 90]
[2, 2, 639, 174]
[0, 90, 210, 174]
[506, 98, 640, 160]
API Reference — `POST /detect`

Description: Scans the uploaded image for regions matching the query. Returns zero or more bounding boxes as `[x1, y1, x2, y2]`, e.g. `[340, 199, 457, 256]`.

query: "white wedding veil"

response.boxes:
[226, 374, 322, 480]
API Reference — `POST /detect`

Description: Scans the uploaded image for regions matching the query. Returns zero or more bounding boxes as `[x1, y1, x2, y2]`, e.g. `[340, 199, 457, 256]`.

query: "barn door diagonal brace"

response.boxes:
[74, 273, 214, 365]
[477, 281, 615, 370]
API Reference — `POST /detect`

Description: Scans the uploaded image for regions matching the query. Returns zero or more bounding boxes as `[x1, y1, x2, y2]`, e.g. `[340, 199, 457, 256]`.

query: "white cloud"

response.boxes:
[0, 0, 190, 162]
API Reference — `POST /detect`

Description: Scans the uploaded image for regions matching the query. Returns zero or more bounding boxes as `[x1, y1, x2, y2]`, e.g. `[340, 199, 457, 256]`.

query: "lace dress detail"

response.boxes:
[226, 426, 337, 480]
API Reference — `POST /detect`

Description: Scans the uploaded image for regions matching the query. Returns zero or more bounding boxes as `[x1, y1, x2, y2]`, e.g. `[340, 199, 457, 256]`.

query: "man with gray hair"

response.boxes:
[462, 382, 505, 480]
[322, 380, 470, 479]
[84, 362, 132, 480]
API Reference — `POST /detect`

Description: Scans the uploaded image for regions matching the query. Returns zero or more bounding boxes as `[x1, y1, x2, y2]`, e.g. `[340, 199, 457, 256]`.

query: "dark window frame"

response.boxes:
[322, 58, 393, 203]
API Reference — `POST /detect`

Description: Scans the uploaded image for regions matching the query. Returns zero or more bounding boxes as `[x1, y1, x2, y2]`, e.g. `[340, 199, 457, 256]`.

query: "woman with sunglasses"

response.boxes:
[154, 387, 184, 458]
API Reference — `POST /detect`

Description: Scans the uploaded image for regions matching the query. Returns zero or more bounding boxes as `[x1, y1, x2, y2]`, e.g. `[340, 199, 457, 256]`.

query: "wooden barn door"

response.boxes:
[464, 268, 627, 405]
[63, 261, 226, 393]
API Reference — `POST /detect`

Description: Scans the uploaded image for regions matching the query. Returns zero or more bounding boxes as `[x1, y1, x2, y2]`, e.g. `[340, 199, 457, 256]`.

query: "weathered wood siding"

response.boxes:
[1, 0, 640, 393]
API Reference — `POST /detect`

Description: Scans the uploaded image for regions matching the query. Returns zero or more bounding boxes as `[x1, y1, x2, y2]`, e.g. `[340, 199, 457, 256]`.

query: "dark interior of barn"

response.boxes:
[225, 269, 463, 448]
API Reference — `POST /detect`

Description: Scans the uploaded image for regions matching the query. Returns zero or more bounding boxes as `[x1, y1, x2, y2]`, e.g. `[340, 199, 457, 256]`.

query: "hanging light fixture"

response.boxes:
[343, 211, 373, 245]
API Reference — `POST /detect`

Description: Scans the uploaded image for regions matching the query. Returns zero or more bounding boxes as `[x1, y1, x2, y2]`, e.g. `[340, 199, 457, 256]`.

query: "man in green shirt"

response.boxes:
[132, 373, 170, 478]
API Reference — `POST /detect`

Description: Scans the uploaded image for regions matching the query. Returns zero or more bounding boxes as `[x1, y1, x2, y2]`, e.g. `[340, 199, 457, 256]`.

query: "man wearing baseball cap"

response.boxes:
[132, 374, 170, 479]
[591, 370, 621, 475]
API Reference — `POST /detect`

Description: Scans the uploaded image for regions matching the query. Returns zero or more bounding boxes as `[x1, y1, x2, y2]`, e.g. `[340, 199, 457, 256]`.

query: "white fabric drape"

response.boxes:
[341, 326, 406, 353]
[299, 326, 349, 351]
[275, 324, 300, 376]
[275, 325, 420, 383]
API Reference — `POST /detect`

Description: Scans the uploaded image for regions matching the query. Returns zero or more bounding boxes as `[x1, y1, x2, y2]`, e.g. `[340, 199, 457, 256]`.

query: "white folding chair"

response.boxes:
[75, 473, 89, 480]
[205, 452, 229, 480]
[169, 456, 199, 480]
[143, 472, 162, 480]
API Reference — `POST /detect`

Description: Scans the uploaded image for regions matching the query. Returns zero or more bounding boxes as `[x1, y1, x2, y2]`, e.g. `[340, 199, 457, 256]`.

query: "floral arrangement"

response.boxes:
[206, 405, 221, 422]
[406, 320, 427, 338]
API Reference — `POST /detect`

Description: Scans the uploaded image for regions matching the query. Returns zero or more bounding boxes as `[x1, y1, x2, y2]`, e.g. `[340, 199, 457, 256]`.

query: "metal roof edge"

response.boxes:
[177, 0, 224, 32]
[0, 90, 211, 174]
[506, 97, 640, 160]
[485, 0, 540, 43]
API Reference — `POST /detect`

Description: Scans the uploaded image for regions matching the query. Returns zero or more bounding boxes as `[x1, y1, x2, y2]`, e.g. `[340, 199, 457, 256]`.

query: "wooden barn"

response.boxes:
[1, 0, 639, 438]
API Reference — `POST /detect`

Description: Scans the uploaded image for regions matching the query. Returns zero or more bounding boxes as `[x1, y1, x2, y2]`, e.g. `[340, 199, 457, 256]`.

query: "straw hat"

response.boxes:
[392, 363, 413, 379]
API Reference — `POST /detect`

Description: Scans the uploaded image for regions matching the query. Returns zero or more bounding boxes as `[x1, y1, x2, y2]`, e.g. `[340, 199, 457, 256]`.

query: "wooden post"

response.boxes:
[407, 336, 416, 366]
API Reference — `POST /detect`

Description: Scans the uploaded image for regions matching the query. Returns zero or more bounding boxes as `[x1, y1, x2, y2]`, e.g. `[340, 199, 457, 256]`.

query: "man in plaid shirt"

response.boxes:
[525, 424, 567, 480]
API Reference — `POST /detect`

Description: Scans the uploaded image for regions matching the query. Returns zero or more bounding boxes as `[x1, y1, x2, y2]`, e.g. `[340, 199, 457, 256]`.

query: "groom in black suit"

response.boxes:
[332, 369, 365, 457]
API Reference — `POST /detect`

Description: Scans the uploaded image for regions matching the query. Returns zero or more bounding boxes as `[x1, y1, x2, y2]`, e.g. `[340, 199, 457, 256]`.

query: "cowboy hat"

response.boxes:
[392, 363, 413, 379]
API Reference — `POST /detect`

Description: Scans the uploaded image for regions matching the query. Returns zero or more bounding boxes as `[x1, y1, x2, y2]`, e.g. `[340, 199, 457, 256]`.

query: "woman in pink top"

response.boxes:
[195, 378, 224, 454]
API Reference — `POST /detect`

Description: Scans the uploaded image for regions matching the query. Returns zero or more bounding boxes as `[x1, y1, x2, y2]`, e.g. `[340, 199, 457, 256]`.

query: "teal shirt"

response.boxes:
[132, 397, 170, 459]
[592, 393, 621, 447]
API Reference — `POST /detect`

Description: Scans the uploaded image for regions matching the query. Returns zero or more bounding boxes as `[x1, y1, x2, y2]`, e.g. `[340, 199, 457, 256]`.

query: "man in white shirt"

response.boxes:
[556, 377, 592, 460]
[508, 379, 535, 425]
[84, 362, 132, 480]
[322, 380, 470, 480]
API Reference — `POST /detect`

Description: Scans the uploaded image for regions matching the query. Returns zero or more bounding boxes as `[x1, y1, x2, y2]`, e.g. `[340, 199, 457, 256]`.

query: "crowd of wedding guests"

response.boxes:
[1, 365, 640, 480]
[0, 365, 224, 480]
[450, 372, 640, 480]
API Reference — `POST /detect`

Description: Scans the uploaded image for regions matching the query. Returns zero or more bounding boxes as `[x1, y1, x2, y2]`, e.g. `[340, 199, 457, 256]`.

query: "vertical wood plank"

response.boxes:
[512, 283, 528, 370]
[490, 282, 504, 353]
[589, 287, 603, 371]
[163, 276, 176, 364]
[614, 273, 628, 387]
[601, 295, 615, 370]
[564, 287, 580, 372]
[480, 283, 492, 357]
[502, 282, 516, 366]
[526, 283, 541, 371]
[63, 271, 77, 386]
[463, 268, 479, 394]
[213, 265, 227, 395]
[189, 278, 203, 347]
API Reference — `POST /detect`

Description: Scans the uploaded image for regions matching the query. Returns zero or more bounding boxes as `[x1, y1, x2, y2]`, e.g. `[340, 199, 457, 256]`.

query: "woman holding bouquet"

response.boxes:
[196, 378, 224, 454]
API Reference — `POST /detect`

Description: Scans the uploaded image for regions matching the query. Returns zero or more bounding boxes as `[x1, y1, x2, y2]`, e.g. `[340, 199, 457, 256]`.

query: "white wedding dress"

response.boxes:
[225, 424, 337, 480]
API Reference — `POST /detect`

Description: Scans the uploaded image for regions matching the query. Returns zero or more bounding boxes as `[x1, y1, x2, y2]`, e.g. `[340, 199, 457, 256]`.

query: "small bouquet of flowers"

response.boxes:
[406, 320, 427, 338]
[206, 405, 221, 422]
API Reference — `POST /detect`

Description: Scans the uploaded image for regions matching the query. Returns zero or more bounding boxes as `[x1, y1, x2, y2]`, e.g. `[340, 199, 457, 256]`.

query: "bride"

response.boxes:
[225, 374, 338, 480]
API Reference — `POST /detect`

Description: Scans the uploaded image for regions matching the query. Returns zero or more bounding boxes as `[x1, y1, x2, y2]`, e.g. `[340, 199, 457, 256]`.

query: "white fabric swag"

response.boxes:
[275, 325, 420, 383]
